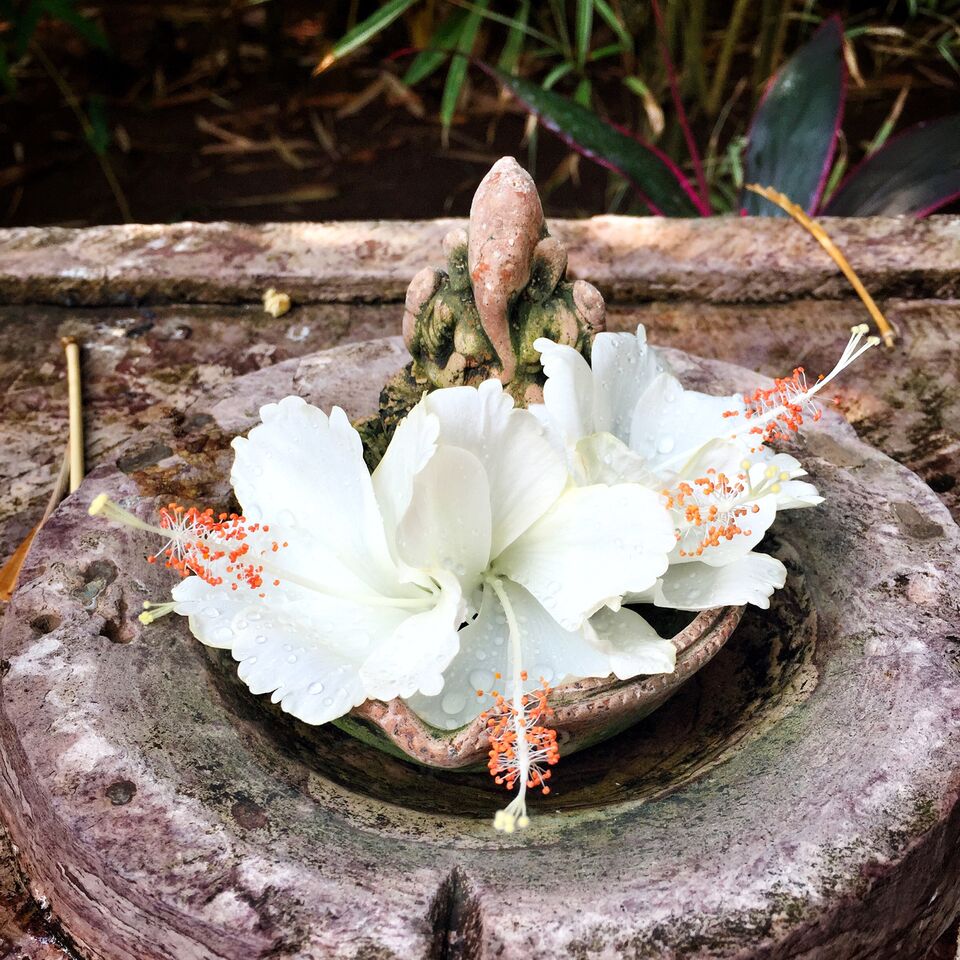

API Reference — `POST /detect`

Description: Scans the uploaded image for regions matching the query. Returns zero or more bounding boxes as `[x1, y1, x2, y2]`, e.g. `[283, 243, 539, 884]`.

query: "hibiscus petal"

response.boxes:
[651, 551, 787, 610]
[574, 432, 661, 487]
[533, 337, 595, 446]
[172, 572, 409, 725]
[496, 484, 675, 631]
[394, 445, 492, 591]
[359, 571, 464, 701]
[371, 401, 439, 555]
[629, 373, 747, 478]
[405, 580, 613, 730]
[586, 606, 676, 678]
[748, 451, 823, 509]
[674, 493, 779, 567]
[424, 379, 567, 556]
[231, 396, 397, 595]
[590, 325, 664, 440]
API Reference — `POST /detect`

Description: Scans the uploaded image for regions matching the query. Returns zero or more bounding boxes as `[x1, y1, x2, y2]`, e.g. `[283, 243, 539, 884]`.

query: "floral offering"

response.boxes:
[91, 322, 877, 831]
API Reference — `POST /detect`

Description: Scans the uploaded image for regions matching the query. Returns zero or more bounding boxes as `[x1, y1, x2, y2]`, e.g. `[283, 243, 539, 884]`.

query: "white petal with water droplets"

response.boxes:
[651, 551, 787, 610]
[628, 373, 747, 479]
[496, 484, 674, 631]
[394, 445, 492, 592]
[371, 401, 439, 557]
[231, 396, 399, 596]
[574, 432, 661, 487]
[424, 380, 567, 556]
[359, 571, 464, 701]
[534, 337, 595, 447]
[590, 325, 664, 440]
[173, 571, 412, 725]
[585, 606, 676, 678]
[405, 580, 613, 730]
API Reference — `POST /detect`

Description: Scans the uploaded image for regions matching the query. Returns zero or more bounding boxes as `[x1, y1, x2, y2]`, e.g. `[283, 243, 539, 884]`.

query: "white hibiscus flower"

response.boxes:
[531, 323, 877, 612]
[91, 379, 678, 831]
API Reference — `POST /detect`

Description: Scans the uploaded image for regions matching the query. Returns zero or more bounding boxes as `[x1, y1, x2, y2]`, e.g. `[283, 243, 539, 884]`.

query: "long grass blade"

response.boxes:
[575, 0, 594, 69]
[315, 0, 418, 73]
[404, 8, 469, 86]
[650, 0, 710, 210]
[440, 0, 488, 142]
[497, 0, 529, 74]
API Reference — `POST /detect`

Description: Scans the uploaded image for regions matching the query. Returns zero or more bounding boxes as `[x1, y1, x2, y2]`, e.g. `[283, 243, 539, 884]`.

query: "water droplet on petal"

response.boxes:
[286, 654, 297, 664]
[469, 669, 494, 691]
[255, 635, 267, 644]
[657, 436, 675, 454]
[203, 606, 221, 618]
[442, 692, 467, 715]
[308, 680, 324, 695]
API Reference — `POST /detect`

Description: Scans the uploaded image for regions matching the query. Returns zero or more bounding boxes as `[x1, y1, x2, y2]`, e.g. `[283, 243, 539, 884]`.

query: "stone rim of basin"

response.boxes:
[3, 337, 959, 960]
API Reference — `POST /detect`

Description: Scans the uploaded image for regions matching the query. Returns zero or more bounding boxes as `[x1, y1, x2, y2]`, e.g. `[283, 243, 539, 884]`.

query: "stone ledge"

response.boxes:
[0, 216, 958, 306]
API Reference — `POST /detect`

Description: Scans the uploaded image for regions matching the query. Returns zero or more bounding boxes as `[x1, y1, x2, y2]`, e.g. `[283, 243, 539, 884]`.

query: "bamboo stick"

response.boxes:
[61, 336, 85, 491]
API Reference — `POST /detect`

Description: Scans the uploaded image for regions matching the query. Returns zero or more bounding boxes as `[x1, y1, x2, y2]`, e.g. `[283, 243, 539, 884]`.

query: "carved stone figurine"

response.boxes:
[357, 156, 606, 466]
[403, 156, 606, 403]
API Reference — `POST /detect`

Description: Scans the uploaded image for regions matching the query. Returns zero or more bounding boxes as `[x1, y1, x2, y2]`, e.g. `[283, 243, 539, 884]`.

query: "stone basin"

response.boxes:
[1, 333, 958, 959]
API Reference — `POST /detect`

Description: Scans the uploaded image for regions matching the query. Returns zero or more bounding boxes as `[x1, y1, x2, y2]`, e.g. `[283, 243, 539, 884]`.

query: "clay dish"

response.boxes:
[345, 604, 743, 768]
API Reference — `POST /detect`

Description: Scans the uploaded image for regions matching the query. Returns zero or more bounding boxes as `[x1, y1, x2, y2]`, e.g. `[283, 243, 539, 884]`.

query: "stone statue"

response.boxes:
[358, 156, 606, 466]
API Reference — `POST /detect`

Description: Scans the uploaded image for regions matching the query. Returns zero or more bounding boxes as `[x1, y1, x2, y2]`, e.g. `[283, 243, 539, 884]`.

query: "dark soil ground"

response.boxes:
[1, 1, 958, 226]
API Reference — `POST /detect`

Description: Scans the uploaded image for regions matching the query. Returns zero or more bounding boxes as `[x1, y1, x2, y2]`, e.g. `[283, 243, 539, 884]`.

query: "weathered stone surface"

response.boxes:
[2, 337, 959, 959]
[1, 216, 959, 957]
[0, 217, 958, 306]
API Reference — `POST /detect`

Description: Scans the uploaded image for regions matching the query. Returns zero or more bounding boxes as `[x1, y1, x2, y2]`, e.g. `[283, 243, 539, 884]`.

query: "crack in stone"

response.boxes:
[430, 867, 483, 960]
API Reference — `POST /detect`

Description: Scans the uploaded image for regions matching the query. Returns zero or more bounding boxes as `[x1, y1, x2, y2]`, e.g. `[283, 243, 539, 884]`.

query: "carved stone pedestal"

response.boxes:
[1, 337, 959, 959]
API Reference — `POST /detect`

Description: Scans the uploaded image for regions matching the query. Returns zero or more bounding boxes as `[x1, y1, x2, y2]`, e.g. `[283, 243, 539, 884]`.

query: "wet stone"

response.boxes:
[1, 338, 959, 960]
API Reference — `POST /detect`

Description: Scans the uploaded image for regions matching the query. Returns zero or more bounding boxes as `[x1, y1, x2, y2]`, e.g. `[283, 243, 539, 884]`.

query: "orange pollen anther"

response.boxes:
[481, 680, 559, 794]
[150, 502, 287, 592]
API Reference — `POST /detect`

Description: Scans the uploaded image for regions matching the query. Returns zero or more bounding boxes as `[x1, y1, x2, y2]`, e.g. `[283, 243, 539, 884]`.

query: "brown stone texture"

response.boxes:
[0, 215, 959, 958]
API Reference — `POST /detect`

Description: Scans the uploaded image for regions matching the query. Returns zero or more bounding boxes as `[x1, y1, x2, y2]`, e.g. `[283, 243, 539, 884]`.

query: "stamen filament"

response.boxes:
[139, 600, 177, 624]
[657, 324, 879, 473]
[90, 493, 435, 611]
[89, 493, 166, 536]
[484, 576, 559, 833]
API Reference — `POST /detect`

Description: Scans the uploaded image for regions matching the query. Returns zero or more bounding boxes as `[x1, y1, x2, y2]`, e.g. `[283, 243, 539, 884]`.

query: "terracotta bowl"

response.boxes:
[337, 604, 744, 769]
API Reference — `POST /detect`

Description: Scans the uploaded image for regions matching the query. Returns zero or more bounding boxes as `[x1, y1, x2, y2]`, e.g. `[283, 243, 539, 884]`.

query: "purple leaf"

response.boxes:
[483, 65, 708, 217]
[822, 114, 960, 216]
[742, 17, 845, 216]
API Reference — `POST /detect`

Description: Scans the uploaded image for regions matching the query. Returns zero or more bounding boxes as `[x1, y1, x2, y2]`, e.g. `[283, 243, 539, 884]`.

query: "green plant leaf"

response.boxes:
[321, 0, 419, 70]
[822, 114, 960, 216]
[575, 0, 593, 68]
[85, 94, 110, 155]
[485, 66, 707, 216]
[497, 0, 529, 74]
[593, 0, 631, 51]
[403, 7, 468, 86]
[439, 0, 488, 137]
[741, 17, 845, 216]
